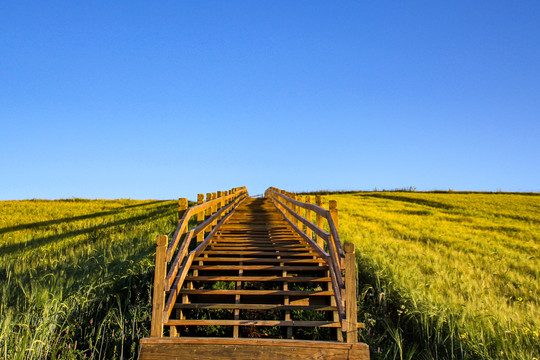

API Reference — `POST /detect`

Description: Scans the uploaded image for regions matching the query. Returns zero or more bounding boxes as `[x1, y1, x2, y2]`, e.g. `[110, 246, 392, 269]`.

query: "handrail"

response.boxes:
[266, 188, 345, 264]
[163, 192, 248, 319]
[167, 188, 246, 262]
[150, 186, 248, 337]
[264, 187, 347, 328]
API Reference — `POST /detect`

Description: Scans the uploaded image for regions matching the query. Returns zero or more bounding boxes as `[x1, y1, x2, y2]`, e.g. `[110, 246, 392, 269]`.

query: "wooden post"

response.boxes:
[291, 194, 297, 226]
[151, 235, 167, 337]
[197, 194, 204, 244]
[344, 242, 358, 343]
[329, 200, 339, 234]
[316, 195, 324, 249]
[178, 198, 188, 224]
[216, 191, 222, 221]
[305, 195, 312, 241]
[212, 192, 218, 227]
[329, 199, 341, 271]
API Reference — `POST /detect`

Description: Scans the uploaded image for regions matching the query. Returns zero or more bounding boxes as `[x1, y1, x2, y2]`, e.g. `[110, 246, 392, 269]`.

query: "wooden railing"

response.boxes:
[150, 186, 249, 337]
[264, 187, 357, 339]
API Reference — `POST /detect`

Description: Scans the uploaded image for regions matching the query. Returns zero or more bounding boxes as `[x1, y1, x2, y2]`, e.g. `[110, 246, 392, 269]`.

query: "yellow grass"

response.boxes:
[319, 192, 539, 359]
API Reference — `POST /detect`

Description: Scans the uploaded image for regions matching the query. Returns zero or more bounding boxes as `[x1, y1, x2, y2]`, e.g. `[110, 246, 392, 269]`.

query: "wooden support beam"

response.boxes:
[212, 192, 218, 227]
[329, 200, 339, 234]
[315, 195, 324, 249]
[151, 235, 167, 338]
[178, 198, 188, 224]
[345, 242, 358, 343]
[197, 194, 204, 244]
[305, 195, 312, 241]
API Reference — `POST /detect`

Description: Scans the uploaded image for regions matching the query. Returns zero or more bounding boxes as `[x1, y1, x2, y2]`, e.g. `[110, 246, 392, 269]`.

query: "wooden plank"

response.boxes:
[200, 250, 316, 257]
[185, 276, 332, 282]
[139, 337, 370, 360]
[173, 303, 338, 311]
[178, 289, 334, 296]
[190, 265, 328, 271]
[165, 320, 341, 327]
[207, 246, 312, 251]
[193, 257, 325, 264]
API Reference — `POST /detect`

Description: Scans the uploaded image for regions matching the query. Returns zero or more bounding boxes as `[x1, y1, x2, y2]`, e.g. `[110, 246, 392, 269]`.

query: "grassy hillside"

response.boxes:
[2, 193, 538, 359]
[316, 192, 539, 359]
[0, 199, 178, 359]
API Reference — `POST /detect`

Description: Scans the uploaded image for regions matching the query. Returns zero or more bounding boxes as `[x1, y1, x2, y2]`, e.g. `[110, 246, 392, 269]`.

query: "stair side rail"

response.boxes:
[264, 187, 357, 340]
[150, 186, 248, 337]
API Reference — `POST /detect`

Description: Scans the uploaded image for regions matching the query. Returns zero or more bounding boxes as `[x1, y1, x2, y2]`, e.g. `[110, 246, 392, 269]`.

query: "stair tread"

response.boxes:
[186, 276, 331, 282]
[179, 289, 333, 296]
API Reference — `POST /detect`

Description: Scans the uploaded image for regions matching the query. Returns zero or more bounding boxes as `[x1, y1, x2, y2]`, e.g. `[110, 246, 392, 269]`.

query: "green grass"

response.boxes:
[314, 191, 539, 359]
[2, 192, 539, 359]
[0, 199, 178, 359]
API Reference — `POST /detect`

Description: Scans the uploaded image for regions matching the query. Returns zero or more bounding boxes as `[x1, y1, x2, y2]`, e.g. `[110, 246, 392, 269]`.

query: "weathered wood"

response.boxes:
[167, 189, 247, 261]
[316, 195, 324, 248]
[178, 198, 188, 224]
[211, 192, 218, 227]
[190, 265, 328, 271]
[163, 193, 248, 320]
[270, 194, 331, 242]
[165, 320, 341, 327]
[197, 194, 204, 244]
[178, 289, 334, 296]
[139, 337, 370, 360]
[327, 200, 345, 269]
[173, 304, 338, 311]
[146, 190, 365, 355]
[193, 257, 326, 263]
[164, 252, 195, 320]
[165, 231, 193, 291]
[185, 276, 331, 282]
[151, 235, 167, 338]
[267, 188, 329, 217]
[305, 195, 313, 241]
[345, 242, 358, 343]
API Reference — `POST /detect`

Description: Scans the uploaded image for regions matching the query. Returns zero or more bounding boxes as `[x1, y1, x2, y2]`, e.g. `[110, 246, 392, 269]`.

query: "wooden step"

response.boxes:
[190, 265, 327, 271]
[165, 320, 341, 328]
[173, 303, 337, 311]
[185, 276, 331, 282]
[178, 289, 334, 296]
[139, 338, 370, 360]
[193, 257, 326, 264]
[201, 251, 315, 256]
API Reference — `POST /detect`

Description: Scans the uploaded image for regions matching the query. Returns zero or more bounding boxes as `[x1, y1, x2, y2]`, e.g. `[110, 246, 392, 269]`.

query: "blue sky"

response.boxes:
[1, 1, 539, 200]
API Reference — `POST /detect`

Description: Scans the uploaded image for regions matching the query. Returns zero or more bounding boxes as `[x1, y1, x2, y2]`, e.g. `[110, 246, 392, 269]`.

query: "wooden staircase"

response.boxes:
[139, 187, 369, 359]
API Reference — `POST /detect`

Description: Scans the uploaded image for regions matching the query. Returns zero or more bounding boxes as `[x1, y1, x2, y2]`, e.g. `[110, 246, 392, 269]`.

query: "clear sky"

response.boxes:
[1, 1, 539, 200]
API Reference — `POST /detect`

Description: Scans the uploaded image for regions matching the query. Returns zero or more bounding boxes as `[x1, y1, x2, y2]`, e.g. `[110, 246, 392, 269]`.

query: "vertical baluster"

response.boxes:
[316, 195, 324, 249]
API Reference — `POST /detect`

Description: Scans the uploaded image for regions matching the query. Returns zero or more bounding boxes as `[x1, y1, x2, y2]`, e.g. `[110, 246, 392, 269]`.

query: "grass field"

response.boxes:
[1, 192, 538, 359]
[0, 199, 178, 359]
[314, 191, 539, 359]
